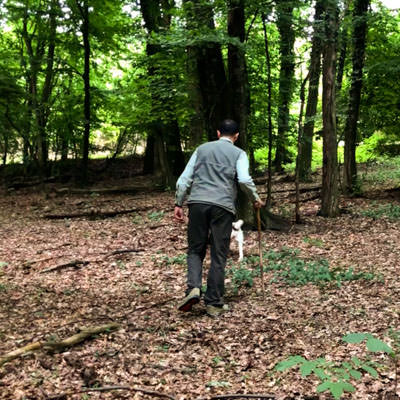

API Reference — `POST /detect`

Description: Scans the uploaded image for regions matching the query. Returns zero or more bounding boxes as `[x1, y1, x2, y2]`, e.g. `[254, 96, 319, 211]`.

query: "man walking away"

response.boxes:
[174, 119, 264, 317]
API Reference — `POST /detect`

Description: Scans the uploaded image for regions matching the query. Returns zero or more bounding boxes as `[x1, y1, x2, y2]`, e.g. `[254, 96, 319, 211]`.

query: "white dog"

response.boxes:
[231, 219, 244, 261]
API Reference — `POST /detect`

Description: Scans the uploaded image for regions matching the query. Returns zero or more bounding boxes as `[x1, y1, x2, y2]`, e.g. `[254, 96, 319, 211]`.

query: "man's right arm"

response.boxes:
[175, 149, 198, 207]
[236, 152, 264, 207]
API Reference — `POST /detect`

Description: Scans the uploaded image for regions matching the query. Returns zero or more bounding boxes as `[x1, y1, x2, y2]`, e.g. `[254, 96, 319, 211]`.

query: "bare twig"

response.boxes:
[40, 260, 89, 273]
[195, 394, 275, 400]
[43, 206, 151, 220]
[46, 385, 176, 400]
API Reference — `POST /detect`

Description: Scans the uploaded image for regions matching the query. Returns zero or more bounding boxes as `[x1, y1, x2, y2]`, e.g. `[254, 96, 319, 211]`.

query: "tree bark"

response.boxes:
[79, 0, 91, 183]
[140, 0, 184, 185]
[298, 0, 323, 182]
[343, 0, 370, 193]
[183, 0, 207, 148]
[227, 0, 250, 151]
[186, 0, 229, 141]
[261, 13, 274, 208]
[320, 0, 339, 217]
[275, 0, 296, 171]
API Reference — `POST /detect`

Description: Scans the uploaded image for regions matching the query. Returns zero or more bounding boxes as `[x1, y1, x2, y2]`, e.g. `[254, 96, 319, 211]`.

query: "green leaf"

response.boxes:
[351, 356, 362, 366]
[361, 364, 379, 378]
[316, 381, 331, 393]
[317, 381, 355, 399]
[342, 332, 369, 344]
[349, 369, 362, 380]
[275, 356, 305, 371]
[300, 361, 315, 376]
[314, 367, 329, 380]
[366, 338, 394, 354]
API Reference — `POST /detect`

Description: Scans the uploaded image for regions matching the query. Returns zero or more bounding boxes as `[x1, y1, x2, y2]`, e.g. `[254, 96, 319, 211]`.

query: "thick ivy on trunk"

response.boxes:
[343, 0, 370, 193]
[320, 0, 339, 217]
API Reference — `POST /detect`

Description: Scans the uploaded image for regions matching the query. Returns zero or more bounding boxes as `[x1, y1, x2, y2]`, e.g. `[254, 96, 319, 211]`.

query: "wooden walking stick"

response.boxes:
[256, 208, 265, 299]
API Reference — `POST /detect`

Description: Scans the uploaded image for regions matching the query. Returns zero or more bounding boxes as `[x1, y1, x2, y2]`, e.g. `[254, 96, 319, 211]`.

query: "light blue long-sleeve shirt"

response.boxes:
[175, 137, 260, 207]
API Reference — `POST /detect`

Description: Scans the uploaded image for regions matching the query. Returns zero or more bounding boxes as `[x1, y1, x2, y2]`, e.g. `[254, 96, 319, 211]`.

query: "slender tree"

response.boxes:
[261, 12, 274, 208]
[320, 0, 339, 217]
[343, 0, 370, 193]
[298, 0, 324, 182]
[275, 0, 296, 171]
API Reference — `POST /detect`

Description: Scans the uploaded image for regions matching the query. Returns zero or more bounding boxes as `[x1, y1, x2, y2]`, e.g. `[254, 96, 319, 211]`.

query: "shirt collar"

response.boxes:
[219, 136, 234, 144]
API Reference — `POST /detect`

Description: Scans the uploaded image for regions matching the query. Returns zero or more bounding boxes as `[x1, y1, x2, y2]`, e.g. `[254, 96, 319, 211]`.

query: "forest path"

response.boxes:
[0, 183, 399, 399]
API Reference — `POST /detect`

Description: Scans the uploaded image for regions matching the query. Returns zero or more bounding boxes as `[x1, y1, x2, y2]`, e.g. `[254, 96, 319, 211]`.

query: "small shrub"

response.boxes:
[275, 332, 393, 399]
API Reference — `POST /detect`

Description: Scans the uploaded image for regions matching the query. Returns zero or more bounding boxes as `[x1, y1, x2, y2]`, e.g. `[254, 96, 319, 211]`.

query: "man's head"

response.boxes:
[217, 119, 239, 142]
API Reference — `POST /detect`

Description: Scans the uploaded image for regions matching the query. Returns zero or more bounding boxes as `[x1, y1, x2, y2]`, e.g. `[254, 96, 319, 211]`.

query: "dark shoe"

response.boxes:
[206, 304, 229, 317]
[178, 288, 200, 312]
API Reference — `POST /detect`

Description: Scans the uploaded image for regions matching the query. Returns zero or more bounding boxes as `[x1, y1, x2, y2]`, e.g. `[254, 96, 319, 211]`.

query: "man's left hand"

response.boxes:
[174, 206, 185, 222]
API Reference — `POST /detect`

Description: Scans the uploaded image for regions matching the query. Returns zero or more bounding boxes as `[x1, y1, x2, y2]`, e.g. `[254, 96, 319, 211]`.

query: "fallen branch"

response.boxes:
[46, 385, 176, 400]
[0, 323, 119, 366]
[54, 186, 148, 196]
[195, 394, 275, 400]
[43, 206, 152, 220]
[40, 260, 89, 273]
[106, 248, 145, 257]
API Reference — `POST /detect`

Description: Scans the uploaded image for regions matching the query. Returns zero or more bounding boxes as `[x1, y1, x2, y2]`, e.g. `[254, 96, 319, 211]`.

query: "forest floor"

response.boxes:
[1, 165, 400, 400]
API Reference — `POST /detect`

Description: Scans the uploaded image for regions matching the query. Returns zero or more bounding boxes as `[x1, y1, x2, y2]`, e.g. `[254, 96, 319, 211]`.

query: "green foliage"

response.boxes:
[342, 333, 394, 356]
[228, 265, 257, 294]
[275, 332, 393, 399]
[361, 202, 400, 221]
[303, 236, 325, 248]
[227, 248, 376, 293]
[147, 211, 165, 222]
[359, 156, 400, 189]
[276, 331, 400, 398]
[157, 253, 186, 267]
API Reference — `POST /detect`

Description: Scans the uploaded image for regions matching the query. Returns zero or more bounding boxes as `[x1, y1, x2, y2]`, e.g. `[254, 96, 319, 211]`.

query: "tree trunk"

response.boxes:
[80, 0, 91, 183]
[183, 0, 207, 148]
[320, 0, 339, 217]
[227, 0, 253, 226]
[261, 13, 274, 208]
[187, 0, 229, 141]
[336, 0, 351, 93]
[227, 0, 250, 151]
[140, 0, 180, 187]
[143, 134, 155, 174]
[295, 73, 309, 223]
[343, 0, 370, 193]
[275, 0, 296, 171]
[298, 0, 323, 182]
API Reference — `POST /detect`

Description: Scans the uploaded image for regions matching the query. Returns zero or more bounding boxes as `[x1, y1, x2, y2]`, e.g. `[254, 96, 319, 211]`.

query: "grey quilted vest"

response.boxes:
[188, 139, 243, 214]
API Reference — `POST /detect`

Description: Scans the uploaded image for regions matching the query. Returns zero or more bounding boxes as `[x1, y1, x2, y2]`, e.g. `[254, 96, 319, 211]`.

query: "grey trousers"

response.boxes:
[187, 203, 234, 307]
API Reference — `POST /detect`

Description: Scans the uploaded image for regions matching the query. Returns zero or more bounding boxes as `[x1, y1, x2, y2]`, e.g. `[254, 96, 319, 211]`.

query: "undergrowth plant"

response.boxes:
[275, 332, 398, 399]
[226, 247, 378, 293]
[361, 203, 400, 221]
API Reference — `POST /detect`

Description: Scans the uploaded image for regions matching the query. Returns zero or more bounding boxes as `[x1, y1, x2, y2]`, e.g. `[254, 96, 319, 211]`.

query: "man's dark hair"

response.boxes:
[218, 119, 239, 136]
